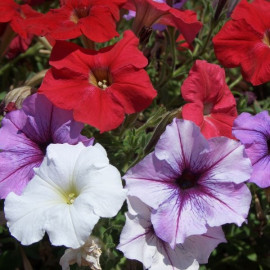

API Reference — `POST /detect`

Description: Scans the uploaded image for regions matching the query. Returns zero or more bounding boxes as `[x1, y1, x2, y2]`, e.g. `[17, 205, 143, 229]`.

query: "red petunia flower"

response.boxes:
[5, 32, 33, 59]
[213, 0, 270, 86]
[181, 60, 237, 139]
[38, 30, 157, 133]
[28, 0, 126, 42]
[124, 0, 202, 45]
[0, 0, 42, 39]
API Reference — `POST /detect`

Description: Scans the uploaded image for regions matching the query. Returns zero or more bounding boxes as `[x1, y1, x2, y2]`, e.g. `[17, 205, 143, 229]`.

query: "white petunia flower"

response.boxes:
[60, 236, 102, 270]
[4, 143, 127, 248]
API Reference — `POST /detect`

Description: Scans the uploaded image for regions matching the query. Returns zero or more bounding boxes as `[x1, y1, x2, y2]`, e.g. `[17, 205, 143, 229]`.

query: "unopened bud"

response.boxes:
[139, 26, 153, 47]
[214, 0, 227, 22]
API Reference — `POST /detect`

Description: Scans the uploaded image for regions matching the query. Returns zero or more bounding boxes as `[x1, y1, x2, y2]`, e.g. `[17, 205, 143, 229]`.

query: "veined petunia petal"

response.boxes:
[197, 137, 252, 184]
[155, 118, 209, 172]
[117, 213, 157, 269]
[124, 153, 179, 209]
[151, 181, 250, 247]
[250, 156, 270, 188]
[183, 226, 226, 264]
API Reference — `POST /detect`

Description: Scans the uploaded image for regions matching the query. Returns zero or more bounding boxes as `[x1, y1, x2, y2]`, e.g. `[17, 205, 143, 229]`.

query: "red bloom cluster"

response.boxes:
[181, 60, 237, 139]
[213, 0, 270, 86]
[124, 0, 202, 44]
[39, 31, 157, 132]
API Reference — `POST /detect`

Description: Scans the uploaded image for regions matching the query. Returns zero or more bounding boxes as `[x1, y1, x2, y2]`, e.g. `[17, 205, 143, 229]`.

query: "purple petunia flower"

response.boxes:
[124, 118, 252, 248]
[118, 196, 226, 270]
[0, 93, 93, 199]
[232, 111, 270, 188]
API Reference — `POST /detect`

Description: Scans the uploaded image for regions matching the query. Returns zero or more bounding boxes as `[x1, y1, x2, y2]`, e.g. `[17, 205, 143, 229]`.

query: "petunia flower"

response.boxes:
[0, 93, 93, 199]
[26, 0, 126, 42]
[232, 111, 270, 188]
[118, 196, 226, 270]
[38, 30, 157, 132]
[124, 118, 252, 248]
[213, 0, 270, 86]
[123, 0, 202, 45]
[181, 60, 237, 139]
[5, 32, 33, 59]
[4, 143, 127, 248]
[124, 0, 189, 32]
[60, 236, 102, 270]
[0, 0, 43, 39]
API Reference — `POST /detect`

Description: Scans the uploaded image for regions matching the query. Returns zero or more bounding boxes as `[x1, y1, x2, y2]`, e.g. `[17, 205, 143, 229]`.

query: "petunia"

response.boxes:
[213, 0, 270, 86]
[60, 236, 102, 270]
[124, 0, 189, 32]
[0, 93, 93, 199]
[118, 196, 226, 270]
[4, 143, 127, 248]
[0, 0, 43, 39]
[124, 118, 252, 248]
[123, 0, 202, 45]
[232, 111, 270, 188]
[181, 60, 237, 139]
[26, 0, 126, 43]
[38, 30, 157, 132]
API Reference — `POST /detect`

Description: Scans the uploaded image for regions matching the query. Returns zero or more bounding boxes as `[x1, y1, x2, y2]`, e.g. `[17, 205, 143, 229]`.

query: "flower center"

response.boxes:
[89, 68, 112, 90]
[67, 192, 77, 204]
[39, 140, 53, 155]
[263, 29, 270, 47]
[267, 138, 270, 154]
[175, 169, 198, 190]
[97, 80, 109, 90]
[70, 6, 90, 23]
[203, 103, 213, 115]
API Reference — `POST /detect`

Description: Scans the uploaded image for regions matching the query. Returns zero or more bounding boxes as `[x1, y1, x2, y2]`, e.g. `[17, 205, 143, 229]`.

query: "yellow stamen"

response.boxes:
[67, 193, 76, 204]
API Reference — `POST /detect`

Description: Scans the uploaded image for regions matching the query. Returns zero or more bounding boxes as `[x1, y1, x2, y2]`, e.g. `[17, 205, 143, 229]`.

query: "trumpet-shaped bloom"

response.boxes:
[213, 0, 270, 86]
[0, 94, 93, 199]
[181, 60, 237, 139]
[39, 30, 157, 132]
[124, 118, 252, 248]
[4, 143, 127, 248]
[124, 0, 202, 44]
[0, 1, 43, 38]
[118, 196, 226, 270]
[25, 0, 125, 42]
[232, 111, 270, 188]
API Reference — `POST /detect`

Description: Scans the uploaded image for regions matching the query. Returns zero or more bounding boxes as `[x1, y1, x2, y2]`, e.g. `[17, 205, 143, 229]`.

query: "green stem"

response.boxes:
[81, 35, 95, 50]
[198, 22, 215, 57]
[0, 25, 16, 60]
[228, 74, 242, 89]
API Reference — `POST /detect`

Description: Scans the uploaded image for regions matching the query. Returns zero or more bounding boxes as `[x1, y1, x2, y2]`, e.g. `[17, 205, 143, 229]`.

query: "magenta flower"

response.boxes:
[118, 196, 226, 270]
[0, 94, 93, 199]
[232, 111, 270, 188]
[124, 118, 252, 248]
